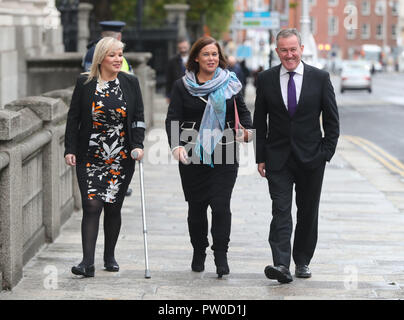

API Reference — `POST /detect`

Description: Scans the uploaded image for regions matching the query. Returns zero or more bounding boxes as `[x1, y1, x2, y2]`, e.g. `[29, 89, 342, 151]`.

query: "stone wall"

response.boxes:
[0, 89, 78, 290]
[0, 0, 64, 108]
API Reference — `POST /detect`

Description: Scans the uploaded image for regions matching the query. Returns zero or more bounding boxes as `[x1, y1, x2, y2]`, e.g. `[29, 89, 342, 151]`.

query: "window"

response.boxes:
[361, 0, 370, 15]
[392, 1, 399, 16]
[376, 24, 383, 39]
[375, 1, 385, 16]
[347, 28, 356, 40]
[361, 23, 370, 39]
[392, 24, 397, 39]
[254, 0, 266, 11]
[310, 17, 317, 35]
[328, 0, 338, 6]
[328, 16, 338, 36]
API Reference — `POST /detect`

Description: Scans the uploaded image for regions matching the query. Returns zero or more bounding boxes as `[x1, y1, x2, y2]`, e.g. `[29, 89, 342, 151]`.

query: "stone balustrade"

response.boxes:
[0, 52, 155, 290]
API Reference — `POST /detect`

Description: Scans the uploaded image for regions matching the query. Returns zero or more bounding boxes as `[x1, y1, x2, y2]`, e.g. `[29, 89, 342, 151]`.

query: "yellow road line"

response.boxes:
[343, 135, 404, 177]
[354, 136, 404, 171]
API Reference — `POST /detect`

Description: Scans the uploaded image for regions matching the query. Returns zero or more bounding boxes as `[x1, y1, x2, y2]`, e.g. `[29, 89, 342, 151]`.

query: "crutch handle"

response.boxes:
[131, 149, 142, 161]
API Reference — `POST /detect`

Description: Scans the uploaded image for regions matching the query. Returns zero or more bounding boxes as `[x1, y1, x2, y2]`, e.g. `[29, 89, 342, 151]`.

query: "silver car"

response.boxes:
[340, 62, 372, 93]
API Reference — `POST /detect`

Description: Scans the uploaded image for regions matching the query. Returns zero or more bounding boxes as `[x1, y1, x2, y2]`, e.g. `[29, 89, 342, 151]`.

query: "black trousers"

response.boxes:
[266, 155, 326, 268]
[187, 197, 232, 253]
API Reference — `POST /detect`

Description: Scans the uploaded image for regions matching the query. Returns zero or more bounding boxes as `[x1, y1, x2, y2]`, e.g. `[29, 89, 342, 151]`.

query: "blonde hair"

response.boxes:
[84, 37, 125, 83]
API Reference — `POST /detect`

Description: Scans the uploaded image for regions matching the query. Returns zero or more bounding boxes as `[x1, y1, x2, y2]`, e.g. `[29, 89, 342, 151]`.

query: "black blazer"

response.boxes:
[165, 78, 253, 162]
[165, 54, 186, 98]
[253, 62, 339, 171]
[64, 71, 145, 162]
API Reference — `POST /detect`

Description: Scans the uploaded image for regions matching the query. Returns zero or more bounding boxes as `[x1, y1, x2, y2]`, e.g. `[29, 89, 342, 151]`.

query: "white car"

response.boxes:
[340, 62, 372, 93]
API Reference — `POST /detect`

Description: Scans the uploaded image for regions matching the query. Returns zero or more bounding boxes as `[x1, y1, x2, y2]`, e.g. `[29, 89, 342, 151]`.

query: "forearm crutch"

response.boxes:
[132, 150, 151, 278]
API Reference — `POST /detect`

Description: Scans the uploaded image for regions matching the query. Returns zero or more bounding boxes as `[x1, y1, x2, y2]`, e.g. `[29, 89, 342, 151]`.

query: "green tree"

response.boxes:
[187, 0, 234, 39]
[110, 0, 234, 39]
[110, 0, 138, 23]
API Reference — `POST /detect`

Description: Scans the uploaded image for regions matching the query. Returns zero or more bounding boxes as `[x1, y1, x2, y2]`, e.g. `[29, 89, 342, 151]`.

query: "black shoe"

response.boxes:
[71, 264, 95, 277]
[214, 251, 230, 278]
[295, 265, 311, 278]
[264, 265, 293, 283]
[125, 188, 132, 197]
[104, 258, 120, 272]
[191, 251, 206, 272]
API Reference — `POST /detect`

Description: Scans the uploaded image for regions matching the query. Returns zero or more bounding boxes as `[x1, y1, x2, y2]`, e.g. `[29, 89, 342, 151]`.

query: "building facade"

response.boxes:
[0, 0, 64, 108]
[289, 0, 399, 61]
[230, 0, 289, 70]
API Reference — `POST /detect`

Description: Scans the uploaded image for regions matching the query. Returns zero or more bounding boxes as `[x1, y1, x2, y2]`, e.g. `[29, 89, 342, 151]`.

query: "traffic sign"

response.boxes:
[233, 11, 280, 30]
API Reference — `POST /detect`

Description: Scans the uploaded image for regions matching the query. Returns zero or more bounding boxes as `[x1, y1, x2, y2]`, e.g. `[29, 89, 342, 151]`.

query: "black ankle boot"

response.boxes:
[104, 257, 119, 272]
[191, 251, 206, 272]
[71, 263, 95, 277]
[214, 251, 229, 278]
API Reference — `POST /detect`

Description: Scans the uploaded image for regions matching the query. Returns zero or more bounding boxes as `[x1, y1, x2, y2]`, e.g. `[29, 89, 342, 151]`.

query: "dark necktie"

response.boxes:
[287, 71, 297, 117]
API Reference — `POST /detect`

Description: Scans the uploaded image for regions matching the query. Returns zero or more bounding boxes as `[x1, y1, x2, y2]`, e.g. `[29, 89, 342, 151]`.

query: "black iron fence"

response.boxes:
[56, 0, 79, 52]
[56, 2, 202, 90]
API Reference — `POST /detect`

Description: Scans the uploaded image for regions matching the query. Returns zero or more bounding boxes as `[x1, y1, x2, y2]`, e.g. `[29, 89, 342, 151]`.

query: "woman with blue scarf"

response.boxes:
[165, 37, 253, 278]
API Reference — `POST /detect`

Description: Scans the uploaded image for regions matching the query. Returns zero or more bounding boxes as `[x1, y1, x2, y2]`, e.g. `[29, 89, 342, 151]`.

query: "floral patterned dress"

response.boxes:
[82, 78, 133, 203]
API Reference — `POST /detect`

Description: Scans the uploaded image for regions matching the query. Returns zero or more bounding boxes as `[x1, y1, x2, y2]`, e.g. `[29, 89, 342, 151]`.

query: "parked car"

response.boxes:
[340, 61, 372, 93]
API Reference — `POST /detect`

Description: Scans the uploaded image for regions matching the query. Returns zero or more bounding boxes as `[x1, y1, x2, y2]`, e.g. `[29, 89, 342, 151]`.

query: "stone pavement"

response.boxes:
[1, 83, 404, 300]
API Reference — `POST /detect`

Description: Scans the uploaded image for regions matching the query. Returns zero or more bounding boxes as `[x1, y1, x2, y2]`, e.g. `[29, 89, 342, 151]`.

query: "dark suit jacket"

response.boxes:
[165, 79, 253, 164]
[253, 62, 339, 171]
[64, 71, 145, 162]
[165, 54, 186, 98]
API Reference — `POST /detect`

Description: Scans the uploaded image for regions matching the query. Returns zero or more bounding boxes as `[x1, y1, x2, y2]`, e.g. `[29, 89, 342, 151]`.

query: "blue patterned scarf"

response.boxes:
[182, 67, 242, 166]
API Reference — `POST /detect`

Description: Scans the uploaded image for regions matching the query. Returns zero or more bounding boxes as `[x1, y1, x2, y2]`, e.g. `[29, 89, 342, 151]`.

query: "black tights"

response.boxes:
[79, 199, 124, 266]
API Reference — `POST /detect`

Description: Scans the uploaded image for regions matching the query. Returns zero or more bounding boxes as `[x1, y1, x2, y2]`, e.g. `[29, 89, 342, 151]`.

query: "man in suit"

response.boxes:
[253, 28, 339, 283]
[165, 38, 190, 102]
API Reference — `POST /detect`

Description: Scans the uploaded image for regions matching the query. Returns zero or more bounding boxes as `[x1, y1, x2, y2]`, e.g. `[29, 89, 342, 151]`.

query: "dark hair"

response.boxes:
[177, 36, 189, 44]
[186, 36, 227, 73]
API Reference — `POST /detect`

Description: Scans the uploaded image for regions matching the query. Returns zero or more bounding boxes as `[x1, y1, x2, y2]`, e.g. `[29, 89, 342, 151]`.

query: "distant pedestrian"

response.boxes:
[165, 36, 253, 278]
[254, 28, 339, 283]
[227, 56, 246, 96]
[240, 59, 250, 81]
[83, 21, 132, 73]
[65, 37, 145, 277]
[253, 66, 264, 88]
[165, 38, 190, 102]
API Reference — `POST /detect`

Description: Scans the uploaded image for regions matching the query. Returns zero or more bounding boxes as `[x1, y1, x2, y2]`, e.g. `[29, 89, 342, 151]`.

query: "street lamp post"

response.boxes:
[269, 0, 275, 68]
[300, 0, 313, 61]
[135, 0, 144, 51]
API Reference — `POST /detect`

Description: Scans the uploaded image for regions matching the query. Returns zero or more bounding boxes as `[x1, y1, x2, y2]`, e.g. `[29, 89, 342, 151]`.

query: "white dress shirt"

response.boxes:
[280, 61, 304, 110]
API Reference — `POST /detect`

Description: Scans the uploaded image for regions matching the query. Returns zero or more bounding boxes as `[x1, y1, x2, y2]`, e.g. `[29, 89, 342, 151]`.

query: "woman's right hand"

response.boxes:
[65, 154, 76, 166]
[173, 146, 189, 164]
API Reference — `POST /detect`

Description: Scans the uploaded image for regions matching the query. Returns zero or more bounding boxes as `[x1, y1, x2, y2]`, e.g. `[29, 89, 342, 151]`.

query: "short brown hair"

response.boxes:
[186, 36, 227, 73]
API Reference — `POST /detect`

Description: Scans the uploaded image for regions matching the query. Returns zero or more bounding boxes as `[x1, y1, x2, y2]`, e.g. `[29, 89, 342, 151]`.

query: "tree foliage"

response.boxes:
[109, 0, 234, 39]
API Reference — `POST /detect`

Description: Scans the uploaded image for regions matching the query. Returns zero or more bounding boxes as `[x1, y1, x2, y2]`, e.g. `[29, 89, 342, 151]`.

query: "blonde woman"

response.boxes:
[64, 37, 145, 277]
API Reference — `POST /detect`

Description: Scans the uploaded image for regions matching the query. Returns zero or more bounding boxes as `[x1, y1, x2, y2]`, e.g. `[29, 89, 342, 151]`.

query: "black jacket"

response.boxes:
[253, 62, 339, 171]
[165, 54, 186, 98]
[165, 78, 253, 164]
[64, 71, 145, 162]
